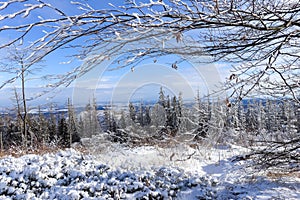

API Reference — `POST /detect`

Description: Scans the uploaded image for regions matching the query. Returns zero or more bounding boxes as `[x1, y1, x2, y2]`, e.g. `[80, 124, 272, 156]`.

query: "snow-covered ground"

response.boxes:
[0, 143, 299, 199]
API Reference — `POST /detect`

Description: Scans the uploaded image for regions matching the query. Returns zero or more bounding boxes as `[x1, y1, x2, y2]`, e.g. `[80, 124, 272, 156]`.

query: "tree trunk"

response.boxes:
[21, 61, 29, 147]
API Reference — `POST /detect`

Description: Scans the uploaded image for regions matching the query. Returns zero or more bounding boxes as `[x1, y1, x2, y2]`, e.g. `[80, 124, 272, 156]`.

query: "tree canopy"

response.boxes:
[0, 0, 299, 101]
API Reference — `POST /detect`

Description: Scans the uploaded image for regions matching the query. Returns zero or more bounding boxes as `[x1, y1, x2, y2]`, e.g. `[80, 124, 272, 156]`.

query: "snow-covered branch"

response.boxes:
[0, 0, 299, 102]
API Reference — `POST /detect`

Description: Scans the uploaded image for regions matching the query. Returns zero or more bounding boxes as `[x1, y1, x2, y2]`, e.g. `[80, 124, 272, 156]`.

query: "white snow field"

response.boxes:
[0, 143, 299, 200]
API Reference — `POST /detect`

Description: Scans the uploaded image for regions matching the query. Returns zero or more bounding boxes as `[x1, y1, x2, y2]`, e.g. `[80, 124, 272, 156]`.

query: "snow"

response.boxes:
[0, 145, 299, 199]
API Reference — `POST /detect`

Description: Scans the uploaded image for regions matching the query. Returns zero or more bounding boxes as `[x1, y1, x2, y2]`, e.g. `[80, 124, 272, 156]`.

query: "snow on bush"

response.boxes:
[0, 149, 217, 199]
[0, 147, 299, 200]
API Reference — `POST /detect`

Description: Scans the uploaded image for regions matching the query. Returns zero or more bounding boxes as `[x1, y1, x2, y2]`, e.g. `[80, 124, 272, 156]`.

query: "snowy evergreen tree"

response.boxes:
[137, 101, 144, 126]
[176, 92, 183, 126]
[277, 101, 288, 134]
[295, 103, 300, 134]
[150, 104, 166, 129]
[158, 87, 166, 108]
[245, 100, 259, 133]
[103, 106, 112, 132]
[193, 91, 209, 140]
[79, 99, 101, 138]
[128, 102, 136, 122]
[285, 101, 298, 137]
[57, 116, 68, 147]
[171, 96, 179, 128]
[67, 99, 80, 145]
[48, 107, 58, 143]
[165, 96, 172, 128]
[144, 106, 151, 126]
[37, 106, 49, 145]
[257, 100, 266, 132]
[0, 118, 3, 152]
[118, 110, 127, 129]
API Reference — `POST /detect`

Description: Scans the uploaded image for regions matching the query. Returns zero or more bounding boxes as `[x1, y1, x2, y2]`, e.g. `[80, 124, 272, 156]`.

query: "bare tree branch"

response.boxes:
[0, 0, 299, 102]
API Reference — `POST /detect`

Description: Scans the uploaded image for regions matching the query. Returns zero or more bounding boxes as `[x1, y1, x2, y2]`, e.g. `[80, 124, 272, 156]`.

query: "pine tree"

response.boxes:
[103, 105, 118, 133]
[176, 93, 183, 126]
[77, 116, 85, 137]
[110, 115, 117, 133]
[80, 99, 101, 137]
[257, 99, 266, 132]
[163, 95, 178, 136]
[171, 96, 179, 129]
[285, 101, 297, 137]
[194, 91, 209, 139]
[165, 95, 172, 128]
[295, 102, 300, 134]
[37, 106, 49, 146]
[265, 99, 274, 133]
[58, 116, 68, 147]
[150, 104, 166, 128]
[48, 106, 57, 143]
[119, 110, 127, 129]
[0, 117, 4, 152]
[277, 101, 288, 134]
[144, 106, 151, 126]
[91, 97, 101, 135]
[137, 101, 144, 126]
[158, 87, 166, 108]
[67, 98, 80, 146]
[103, 105, 111, 132]
[128, 102, 136, 122]
[245, 100, 259, 133]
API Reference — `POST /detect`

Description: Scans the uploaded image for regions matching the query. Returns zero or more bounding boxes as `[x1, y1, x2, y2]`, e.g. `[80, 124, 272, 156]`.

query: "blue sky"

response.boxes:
[0, 0, 230, 109]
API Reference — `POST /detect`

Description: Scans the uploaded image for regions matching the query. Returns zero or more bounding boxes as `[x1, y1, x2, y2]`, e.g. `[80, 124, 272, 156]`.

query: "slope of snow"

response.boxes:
[0, 145, 299, 199]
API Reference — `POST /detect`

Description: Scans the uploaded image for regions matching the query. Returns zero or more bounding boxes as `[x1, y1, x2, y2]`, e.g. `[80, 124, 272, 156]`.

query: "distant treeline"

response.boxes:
[0, 87, 299, 151]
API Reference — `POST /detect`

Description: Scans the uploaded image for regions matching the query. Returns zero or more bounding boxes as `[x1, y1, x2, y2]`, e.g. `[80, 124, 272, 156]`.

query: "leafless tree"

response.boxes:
[0, 0, 299, 171]
[1, 46, 36, 147]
